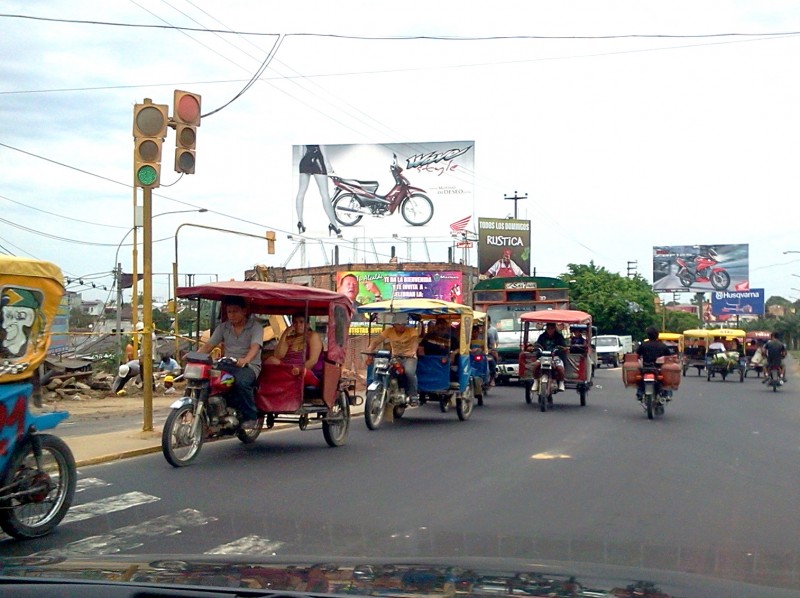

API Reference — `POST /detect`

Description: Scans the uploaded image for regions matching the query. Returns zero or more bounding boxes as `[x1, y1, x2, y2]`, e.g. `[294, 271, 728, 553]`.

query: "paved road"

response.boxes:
[2, 367, 799, 589]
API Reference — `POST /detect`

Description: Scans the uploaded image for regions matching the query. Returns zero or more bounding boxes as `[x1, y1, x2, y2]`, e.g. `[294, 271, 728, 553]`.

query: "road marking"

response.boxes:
[35, 509, 217, 556]
[531, 452, 572, 460]
[62, 491, 160, 524]
[205, 535, 285, 555]
[75, 477, 111, 493]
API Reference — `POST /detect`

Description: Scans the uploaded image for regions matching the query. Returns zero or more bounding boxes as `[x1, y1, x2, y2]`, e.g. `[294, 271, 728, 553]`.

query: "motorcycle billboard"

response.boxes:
[652, 244, 749, 292]
[711, 288, 765, 317]
[477, 218, 531, 277]
[292, 141, 474, 235]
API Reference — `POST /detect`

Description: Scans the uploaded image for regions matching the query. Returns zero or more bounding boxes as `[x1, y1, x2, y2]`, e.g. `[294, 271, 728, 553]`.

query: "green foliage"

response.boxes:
[662, 309, 700, 333]
[561, 262, 657, 339]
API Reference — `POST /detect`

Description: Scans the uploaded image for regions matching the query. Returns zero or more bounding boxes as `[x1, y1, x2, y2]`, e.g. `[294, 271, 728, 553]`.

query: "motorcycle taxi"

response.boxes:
[0, 256, 76, 538]
[358, 299, 477, 429]
[658, 332, 684, 358]
[743, 330, 771, 378]
[519, 310, 594, 412]
[703, 328, 746, 383]
[162, 280, 357, 467]
[681, 329, 709, 376]
[469, 311, 492, 406]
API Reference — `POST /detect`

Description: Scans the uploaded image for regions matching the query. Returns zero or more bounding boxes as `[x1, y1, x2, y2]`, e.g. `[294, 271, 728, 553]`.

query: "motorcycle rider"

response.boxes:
[636, 326, 672, 399]
[366, 314, 421, 406]
[199, 296, 263, 427]
[762, 331, 787, 384]
[531, 322, 567, 392]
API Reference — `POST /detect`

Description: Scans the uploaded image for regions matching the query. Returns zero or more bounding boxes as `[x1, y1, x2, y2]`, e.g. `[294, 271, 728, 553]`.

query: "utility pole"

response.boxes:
[627, 260, 638, 278]
[115, 263, 123, 361]
[504, 191, 527, 219]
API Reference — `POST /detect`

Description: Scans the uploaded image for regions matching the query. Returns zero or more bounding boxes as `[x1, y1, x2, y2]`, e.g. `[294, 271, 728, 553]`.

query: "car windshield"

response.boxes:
[3, 2, 800, 596]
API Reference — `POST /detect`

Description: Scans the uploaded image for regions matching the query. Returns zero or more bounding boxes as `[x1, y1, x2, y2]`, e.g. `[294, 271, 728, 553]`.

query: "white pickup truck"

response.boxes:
[594, 335, 626, 368]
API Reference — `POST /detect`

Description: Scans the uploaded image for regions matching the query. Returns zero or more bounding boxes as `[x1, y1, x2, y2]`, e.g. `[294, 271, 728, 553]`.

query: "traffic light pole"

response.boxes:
[141, 187, 154, 433]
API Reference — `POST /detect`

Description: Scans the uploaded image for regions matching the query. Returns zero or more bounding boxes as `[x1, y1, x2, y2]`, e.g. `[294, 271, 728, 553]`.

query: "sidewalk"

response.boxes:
[66, 403, 365, 468]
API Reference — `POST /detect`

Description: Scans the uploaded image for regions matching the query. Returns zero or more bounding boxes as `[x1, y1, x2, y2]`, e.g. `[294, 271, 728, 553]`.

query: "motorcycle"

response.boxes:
[766, 364, 783, 391]
[675, 247, 731, 291]
[363, 351, 411, 430]
[637, 365, 672, 419]
[0, 256, 77, 539]
[161, 352, 265, 467]
[330, 154, 434, 227]
[533, 348, 563, 413]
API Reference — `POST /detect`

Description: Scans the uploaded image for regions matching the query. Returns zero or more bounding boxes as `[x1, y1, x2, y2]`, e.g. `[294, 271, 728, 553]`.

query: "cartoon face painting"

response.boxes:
[1, 288, 42, 358]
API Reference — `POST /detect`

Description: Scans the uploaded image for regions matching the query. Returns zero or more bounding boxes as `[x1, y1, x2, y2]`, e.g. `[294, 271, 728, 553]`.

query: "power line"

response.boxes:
[0, 193, 128, 229]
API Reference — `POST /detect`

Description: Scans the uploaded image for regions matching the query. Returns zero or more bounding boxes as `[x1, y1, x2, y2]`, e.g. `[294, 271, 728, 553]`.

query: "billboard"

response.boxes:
[477, 218, 531, 277]
[48, 295, 70, 355]
[711, 288, 765, 317]
[652, 244, 749, 292]
[292, 141, 474, 236]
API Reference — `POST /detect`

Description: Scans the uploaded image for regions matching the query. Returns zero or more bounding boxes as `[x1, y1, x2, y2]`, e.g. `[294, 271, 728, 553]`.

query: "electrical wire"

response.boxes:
[0, 193, 129, 229]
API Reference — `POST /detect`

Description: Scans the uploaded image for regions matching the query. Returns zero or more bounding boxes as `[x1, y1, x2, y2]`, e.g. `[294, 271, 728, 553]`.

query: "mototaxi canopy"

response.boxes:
[519, 309, 593, 325]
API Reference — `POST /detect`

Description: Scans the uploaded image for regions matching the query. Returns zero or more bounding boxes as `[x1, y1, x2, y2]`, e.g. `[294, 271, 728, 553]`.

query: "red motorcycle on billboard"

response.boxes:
[330, 154, 434, 227]
[675, 247, 731, 291]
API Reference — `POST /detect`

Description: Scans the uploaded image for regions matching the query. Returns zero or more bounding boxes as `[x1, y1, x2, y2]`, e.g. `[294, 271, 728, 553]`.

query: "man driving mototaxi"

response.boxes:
[530, 322, 567, 392]
[365, 313, 421, 406]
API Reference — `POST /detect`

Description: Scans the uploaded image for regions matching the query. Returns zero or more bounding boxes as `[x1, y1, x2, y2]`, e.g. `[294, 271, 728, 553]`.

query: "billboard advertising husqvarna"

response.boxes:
[652, 244, 749, 292]
[292, 141, 474, 237]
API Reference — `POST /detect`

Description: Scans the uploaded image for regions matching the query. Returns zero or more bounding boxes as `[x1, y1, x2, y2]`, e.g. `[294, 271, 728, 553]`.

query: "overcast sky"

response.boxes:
[2, 0, 800, 306]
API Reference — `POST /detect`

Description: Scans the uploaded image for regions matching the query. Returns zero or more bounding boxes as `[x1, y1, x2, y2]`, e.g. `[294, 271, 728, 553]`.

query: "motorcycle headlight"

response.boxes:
[374, 357, 389, 369]
[183, 363, 206, 380]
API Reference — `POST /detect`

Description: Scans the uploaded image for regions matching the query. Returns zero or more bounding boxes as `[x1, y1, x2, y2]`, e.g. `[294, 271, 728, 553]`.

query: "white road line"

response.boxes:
[205, 535, 285, 555]
[35, 508, 217, 557]
[62, 491, 160, 524]
[75, 478, 111, 493]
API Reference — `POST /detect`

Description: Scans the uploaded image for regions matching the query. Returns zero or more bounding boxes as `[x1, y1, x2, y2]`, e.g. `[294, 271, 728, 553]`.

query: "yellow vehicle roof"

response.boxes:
[683, 327, 746, 339]
[658, 332, 683, 341]
[0, 255, 64, 283]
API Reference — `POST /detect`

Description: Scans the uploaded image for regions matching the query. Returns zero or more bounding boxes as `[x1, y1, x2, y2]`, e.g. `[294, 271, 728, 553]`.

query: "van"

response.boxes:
[594, 335, 625, 368]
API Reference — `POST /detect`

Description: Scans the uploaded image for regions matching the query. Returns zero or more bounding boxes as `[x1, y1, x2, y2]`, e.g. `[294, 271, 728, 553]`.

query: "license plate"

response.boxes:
[644, 373, 656, 381]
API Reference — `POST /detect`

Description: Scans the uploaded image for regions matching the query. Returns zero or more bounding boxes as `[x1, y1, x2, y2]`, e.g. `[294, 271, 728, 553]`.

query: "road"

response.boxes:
[2, 366, 799, 589]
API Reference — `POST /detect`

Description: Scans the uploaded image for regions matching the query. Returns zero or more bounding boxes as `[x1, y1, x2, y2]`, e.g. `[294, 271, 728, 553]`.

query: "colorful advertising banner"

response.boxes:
[477, 218, 531, 277]
[336, 270, 463, 334]
[711, 288, 765, 317]
[652, 244, 749, 292]
[292, 141, 474, 236]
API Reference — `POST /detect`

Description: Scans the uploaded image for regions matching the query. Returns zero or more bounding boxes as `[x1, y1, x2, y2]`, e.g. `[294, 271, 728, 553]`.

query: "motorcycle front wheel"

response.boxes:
[162, 404, 205, 467]
[364, 384, 386, 430]
[0, 434, 77, 539]
[400, 193, 434, 226]
[710, 270, 731, 290]
[332, 193, 364, 227]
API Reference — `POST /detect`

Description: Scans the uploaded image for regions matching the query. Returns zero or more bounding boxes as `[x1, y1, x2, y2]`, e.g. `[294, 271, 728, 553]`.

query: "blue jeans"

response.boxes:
[400, 356, 418, 397]
[222, 363, 258, 421]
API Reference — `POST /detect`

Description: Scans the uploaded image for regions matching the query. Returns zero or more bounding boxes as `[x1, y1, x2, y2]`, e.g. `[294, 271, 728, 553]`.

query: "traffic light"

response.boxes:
[266, 230, 276, 254]
[133, 101, 169, 188]
[173, 90, 201, 174]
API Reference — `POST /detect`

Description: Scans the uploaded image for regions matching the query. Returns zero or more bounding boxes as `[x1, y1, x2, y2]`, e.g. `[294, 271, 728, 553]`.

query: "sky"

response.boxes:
[2, 0, 800, 306]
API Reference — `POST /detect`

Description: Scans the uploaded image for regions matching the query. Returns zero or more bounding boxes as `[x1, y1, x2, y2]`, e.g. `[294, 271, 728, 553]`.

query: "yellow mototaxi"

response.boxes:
[357, 298, 477, 422]
[702, 328, 747, 382]
[658, 332, 684, 359]
[682, 329, 710, 377]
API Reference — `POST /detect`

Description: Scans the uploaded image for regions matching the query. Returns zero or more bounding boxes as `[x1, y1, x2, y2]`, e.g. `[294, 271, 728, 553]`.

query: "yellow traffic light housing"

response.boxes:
[133, 101, 168, 188]
[266, 230, 276, 254]
[173, 90, 201, 174]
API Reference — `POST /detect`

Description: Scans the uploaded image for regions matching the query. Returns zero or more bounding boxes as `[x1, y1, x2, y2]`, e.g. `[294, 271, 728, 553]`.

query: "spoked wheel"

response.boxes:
[332, 193, 364, 227]
[400, 193, 434, 226]
[237, 416, 264, 444]
[162, 404, 205, 467]
[323, 392, 351, 447]
[456, 385, 474, 421]
[0, 434, 77, 539]
[439, 400, 449, 413]
[364, 385, 386, 431]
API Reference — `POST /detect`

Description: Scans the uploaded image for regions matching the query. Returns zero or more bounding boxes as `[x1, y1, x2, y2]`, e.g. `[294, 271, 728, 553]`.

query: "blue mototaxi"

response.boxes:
[357, 298, 477, 421]
[469, 310, 491, 406]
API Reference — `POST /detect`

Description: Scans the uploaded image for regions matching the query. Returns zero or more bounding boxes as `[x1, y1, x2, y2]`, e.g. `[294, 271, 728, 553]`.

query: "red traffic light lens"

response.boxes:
[176, 94, 201, 124]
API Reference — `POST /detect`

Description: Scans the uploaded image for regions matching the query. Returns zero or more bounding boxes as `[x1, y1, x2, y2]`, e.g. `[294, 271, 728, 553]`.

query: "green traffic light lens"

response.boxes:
[137, 165, 158, 186]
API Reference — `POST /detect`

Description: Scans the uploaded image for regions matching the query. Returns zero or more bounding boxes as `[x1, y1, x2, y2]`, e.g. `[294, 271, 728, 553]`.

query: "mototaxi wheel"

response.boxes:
[237, 415, 265, 444]
[400, 193, 434, 226]
[332, 193, 364, 227]
[393, 405, 406, 419]
[162, 404, 205, 467]
[0, 434, 77, 539]
[524, 381, 533, 404]
[323, 391, 351, 447]
[364, 384, 386, 430]
[456, 384, 474, 421]
[579, 385, 587, 407]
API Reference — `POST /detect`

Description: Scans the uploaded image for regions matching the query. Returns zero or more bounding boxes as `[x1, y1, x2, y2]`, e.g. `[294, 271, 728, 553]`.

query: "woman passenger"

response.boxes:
[266, 312, 324, 385]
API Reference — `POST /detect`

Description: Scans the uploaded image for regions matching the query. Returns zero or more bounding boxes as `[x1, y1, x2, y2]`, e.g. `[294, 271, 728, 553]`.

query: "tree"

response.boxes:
[561, 262, 657, 340]
[69, 307, 94, 330]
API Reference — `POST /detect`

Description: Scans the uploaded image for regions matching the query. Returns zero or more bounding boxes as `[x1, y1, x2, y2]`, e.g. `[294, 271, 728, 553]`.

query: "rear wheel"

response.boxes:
[524, 381, 533, 404]
[645, 393, 654, 420]
[456, 385, 474, 421]
[332, 193, 364, 226]
[364, 384, 386, 431]
[392, 405, 406, 419]
[0, 434, 76, 539]
[162, 404, 205, 467]
[323, 392, 350, 447]
[579, 386, 587, 407]
[236, 416, 264, 444]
